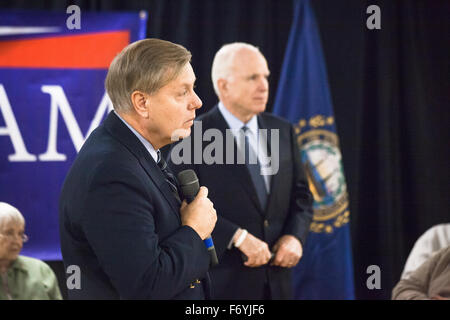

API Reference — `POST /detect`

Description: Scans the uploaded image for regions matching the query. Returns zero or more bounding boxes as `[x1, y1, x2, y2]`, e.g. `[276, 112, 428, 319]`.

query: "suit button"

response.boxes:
[264, 220, 269, 227]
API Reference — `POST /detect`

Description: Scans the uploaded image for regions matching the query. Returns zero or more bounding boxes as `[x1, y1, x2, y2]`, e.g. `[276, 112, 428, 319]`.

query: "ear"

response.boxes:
[130, 90, 149, 118]
[217, 78, 228, 97]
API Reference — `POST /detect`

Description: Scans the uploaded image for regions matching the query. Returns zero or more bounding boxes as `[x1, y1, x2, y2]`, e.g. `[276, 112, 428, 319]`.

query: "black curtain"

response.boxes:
[1, 0, 448, 300]
[312, 0, 449, 299]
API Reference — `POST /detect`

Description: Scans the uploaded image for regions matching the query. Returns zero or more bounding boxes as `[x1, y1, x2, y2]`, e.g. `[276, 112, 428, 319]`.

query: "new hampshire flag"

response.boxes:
[273, 0, 355, 299]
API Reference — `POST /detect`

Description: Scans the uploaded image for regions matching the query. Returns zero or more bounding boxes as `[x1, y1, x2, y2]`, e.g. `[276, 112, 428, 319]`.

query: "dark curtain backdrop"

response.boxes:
[1, 0, 448, 300]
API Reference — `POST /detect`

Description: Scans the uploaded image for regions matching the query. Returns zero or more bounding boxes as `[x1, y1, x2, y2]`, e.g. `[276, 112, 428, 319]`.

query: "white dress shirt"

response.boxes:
[114, 111, 159, 163]
[218, 102, 271, 192]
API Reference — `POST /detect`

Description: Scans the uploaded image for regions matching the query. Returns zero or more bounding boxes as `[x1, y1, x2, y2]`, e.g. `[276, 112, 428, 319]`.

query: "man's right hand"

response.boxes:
[180, 186, 217, 240]
[237, 232, 272, 267]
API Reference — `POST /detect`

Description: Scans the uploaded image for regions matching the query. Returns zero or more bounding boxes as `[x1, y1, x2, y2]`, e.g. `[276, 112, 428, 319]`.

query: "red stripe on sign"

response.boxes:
[0, 31, 130, 69]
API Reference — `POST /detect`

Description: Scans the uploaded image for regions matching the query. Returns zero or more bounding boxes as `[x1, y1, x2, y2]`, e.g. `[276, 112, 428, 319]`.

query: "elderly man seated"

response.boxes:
[0, 202, 62, 300]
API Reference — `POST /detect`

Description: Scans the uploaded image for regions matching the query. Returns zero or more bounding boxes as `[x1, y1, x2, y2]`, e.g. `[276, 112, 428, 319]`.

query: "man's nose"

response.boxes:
[191, 91, 203, 109]
[258, 77, 269, 92]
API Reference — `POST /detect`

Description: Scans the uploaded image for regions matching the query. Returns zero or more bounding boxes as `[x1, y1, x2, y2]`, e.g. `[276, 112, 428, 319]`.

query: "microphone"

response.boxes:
[177, 169, 219, 266]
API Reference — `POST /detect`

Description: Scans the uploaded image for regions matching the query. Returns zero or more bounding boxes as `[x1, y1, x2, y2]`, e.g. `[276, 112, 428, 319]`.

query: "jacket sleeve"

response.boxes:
[282, 125, 314, 246]
[81, 163, 210, 299]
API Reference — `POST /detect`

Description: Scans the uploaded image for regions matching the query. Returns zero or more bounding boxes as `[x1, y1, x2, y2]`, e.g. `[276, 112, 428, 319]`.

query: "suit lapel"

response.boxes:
[103, 112, 181, 221]
[138, 156, 182, 221]
[207, 106, 264, 213]
[257, 114, 281, 217]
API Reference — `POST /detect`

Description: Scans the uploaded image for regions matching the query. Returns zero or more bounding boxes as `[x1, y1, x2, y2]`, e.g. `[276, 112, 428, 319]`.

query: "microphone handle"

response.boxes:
[186, 195, 196, 203]
[204, 237, 219, 266]
[185, 194, 218, 266]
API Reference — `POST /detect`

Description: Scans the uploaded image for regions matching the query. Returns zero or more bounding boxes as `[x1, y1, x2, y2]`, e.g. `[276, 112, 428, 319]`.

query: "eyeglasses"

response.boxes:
[0, 232, 29, 243]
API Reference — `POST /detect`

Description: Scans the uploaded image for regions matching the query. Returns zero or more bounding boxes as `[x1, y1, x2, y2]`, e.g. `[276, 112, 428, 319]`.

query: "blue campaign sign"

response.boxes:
[0, 10, 147, 260]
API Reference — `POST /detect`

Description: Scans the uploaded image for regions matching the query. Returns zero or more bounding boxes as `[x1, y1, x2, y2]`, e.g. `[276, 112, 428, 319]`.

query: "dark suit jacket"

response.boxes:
[59, 111, 211, 300]
[168, 105, 313, 299]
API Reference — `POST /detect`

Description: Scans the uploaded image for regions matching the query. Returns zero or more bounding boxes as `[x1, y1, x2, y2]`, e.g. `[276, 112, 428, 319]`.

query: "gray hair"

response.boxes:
[211, 42, 261, 97]
[0, 202, 25, 230]
[105, 38, 192, 113]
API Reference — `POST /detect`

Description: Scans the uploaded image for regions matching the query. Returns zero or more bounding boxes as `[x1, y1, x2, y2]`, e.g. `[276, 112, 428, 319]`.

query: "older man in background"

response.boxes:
[169, 42, 313, 299]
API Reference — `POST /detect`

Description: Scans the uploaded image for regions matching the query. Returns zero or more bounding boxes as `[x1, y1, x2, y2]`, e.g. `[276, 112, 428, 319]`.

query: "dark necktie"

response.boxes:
[241, 126, 268, 210]
[157, 153, 181, 204]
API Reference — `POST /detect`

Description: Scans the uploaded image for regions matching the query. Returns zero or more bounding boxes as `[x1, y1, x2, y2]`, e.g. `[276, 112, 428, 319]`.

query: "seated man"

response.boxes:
[401, 223, 450, 280]
[0, 202, 62, 300]
[392, 246, 450, 300]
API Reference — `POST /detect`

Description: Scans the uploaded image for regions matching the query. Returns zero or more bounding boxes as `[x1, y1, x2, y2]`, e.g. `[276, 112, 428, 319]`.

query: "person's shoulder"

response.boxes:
[416, 223, 450, 247]
[422, 224, 448, 235]
[16, 256, 53, 274]
[260, 112, 293, 129]
[260, 112, 291, 124]
[80, 124, 125, 156]
[65, 139, 138, 189]
[17, 255, 45, 265]
[74, 125, 138, 172]
[196, 105, 220, 122]
[425, 223, 450, 239]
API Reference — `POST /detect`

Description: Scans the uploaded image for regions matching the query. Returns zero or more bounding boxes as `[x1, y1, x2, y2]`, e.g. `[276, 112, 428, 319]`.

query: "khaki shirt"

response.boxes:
[0, 255, 62, 300]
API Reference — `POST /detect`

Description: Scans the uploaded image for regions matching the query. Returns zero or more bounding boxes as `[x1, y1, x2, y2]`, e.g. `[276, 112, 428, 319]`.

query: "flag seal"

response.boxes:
[295, 117, 349, 233]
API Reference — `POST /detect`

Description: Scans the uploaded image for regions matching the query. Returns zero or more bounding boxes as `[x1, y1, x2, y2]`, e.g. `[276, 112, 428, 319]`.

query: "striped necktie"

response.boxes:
[241, 126, 268, 210]
[157, 153, 181, 204]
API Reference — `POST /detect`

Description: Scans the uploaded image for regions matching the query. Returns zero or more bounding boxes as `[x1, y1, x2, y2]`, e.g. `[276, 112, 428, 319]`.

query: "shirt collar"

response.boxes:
[114, 111, 159, 163]
[218, 102, 258, 135]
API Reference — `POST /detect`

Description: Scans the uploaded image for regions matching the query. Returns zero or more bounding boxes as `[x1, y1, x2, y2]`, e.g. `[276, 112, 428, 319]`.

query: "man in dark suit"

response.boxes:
[59, 39, 217, 299]
[169, 43, 314, 299]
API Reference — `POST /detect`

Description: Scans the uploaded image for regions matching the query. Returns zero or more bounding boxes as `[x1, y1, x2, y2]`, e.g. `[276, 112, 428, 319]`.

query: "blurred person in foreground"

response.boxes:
[0, 202, 62, 300]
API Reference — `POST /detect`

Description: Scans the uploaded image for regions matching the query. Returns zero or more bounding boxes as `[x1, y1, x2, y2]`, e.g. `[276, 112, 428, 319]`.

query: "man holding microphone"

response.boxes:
[59, 39, 216, 299]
